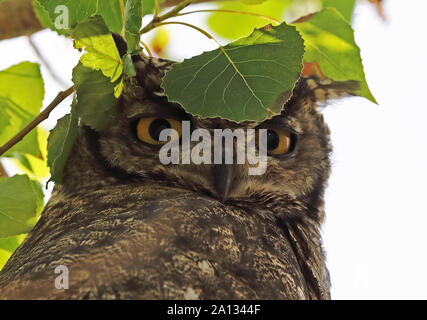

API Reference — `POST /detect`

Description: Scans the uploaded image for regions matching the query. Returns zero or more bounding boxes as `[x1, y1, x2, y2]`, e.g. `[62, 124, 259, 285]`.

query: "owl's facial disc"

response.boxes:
[213, 164, 234, 203]
[100, 94, 329, 208]
[129, 105, 300, 203]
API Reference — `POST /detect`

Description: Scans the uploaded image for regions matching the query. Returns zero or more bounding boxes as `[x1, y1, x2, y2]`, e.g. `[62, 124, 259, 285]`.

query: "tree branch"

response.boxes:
[0, 86, 75, 157]
[141, 0, 200, 35]
[161, 0, 224, 7]
[0, 0, 223, 41]
[0, 0, 43, 41]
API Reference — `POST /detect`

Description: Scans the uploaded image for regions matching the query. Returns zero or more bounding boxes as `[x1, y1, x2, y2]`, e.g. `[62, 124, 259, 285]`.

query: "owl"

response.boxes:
[0, 37, 355, 300]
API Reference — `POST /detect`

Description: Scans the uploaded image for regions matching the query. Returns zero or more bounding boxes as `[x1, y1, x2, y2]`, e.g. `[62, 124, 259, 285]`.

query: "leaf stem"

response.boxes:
[120, 0, 126, 37]
[156, 21, 215, 41]
[140, 0, 199, 34]
[140, 41, 153, 56]
[177, 9, 281, 24]
[0, 86, 75, 157]
[153, 0, 160, 19]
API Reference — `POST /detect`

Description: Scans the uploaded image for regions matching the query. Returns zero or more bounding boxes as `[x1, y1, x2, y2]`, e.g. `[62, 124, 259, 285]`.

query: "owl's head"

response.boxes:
[64, 50, 355, 224]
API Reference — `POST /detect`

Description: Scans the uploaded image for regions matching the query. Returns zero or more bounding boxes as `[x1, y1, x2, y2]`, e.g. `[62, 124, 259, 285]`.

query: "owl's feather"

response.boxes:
[0, 52, 355, 300]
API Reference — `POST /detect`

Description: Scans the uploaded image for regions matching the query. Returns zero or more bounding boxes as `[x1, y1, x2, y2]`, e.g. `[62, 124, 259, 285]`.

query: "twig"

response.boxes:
[140, 41, 153, 56]
[120, 0, 126, 37]
[0, 86, 75, 157]
[28, 36, 69, 89]
[368, 0, 385, 20]
[154, 0, 160, 19]
[156, 21, 215, 41]
[0, 0, 42, 41]
[177, 9, 281, 24]
[161, 0, 220, 7]
[140, 0, 199, 34]
[0, 0, 215, 41]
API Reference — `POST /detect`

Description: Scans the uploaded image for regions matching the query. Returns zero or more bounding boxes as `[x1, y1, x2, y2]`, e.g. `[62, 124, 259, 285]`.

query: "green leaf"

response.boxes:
[98, 0, 126, 34]
[143, 0, 156, 15]
[0, 234, 27, 271]
[33, 0, 57, 31]
[47, 112, 78, 184]
[73, 15, 123, 84]
[0, 107, 10, 132]
[322, 0, 356, 22]
[241, 0, 268, 4]
[33, 0, 95, 35]
[0, 62, 44, 157]
[123, 53, 137, 76]
[162, 23, 304, 122]
[208, 0, 292, 40]
[12, 153, 33, 173]
[140, 0, 170, 16]
[124, 0, 143, 52]
[0, 175, 43, 238]
[12, 128, 50, 181]
[293, 8, 376, 103]
[72, 63, 118, 131]
[33, 0, 125, 35]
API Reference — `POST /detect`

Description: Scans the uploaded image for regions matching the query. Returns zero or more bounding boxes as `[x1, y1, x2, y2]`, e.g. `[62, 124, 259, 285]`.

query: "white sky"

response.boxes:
[1, 0, 426, 299]
[323, 0, 427, 299]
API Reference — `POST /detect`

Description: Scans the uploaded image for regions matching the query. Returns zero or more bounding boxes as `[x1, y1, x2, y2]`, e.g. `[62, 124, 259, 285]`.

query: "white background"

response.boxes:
[0, 0, 426, 299]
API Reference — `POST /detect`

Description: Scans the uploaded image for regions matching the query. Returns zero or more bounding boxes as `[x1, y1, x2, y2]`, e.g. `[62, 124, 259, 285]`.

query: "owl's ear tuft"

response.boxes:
[290, 76, 359, 108]
[132, 55, 174, 95]
[112, 33, 128, 58]
[122, 52, 175, 100]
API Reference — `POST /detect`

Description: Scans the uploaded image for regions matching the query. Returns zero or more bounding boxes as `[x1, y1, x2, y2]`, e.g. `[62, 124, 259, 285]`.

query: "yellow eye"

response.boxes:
[264, 129, 294, 155]
[137, 117, 182, 145]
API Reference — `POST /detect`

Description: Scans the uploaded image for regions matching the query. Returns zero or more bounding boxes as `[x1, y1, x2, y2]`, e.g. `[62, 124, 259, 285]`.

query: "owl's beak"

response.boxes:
[213, 164, 234, 203]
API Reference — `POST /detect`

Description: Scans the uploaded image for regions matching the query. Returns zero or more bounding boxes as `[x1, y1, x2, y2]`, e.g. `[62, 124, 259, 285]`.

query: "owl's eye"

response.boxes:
[264, 129, 294, 156]
[137, 117, 182, 145]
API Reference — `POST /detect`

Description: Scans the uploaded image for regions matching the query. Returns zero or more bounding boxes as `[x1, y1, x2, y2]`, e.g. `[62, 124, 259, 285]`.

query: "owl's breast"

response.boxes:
[0, 184, 323, 299]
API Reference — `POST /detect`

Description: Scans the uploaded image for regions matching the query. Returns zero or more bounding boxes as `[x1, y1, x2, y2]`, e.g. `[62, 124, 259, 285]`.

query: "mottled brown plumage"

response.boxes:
[0, 51, 355, 300]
